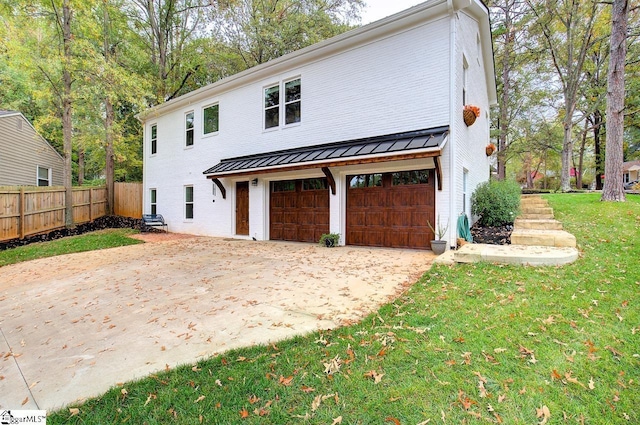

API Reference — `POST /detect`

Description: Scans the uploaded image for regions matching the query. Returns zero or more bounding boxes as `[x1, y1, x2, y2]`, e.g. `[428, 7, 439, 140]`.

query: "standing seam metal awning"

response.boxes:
[202, 126, 449, 178]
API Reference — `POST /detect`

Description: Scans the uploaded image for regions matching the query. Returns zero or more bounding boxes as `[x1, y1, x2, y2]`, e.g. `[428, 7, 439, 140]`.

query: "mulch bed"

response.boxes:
[470, 223, 513, 245]
[0, 215, 157, 251]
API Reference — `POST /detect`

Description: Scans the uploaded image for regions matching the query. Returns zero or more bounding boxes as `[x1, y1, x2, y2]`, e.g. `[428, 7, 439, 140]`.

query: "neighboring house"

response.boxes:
[623, 160, 640, 184]
[0, 110, 64, 187]
[138, 0, 497, 250]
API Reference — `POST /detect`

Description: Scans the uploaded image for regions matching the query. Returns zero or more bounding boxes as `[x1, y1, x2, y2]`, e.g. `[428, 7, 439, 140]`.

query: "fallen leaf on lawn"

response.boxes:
[385, 417, 401, 425]
[253, 408, 269, 416]
[564, 371, 586, 389]
[458, 389, 477, 411]
[473, 371, 487, 383]
[249, 395, 260, 404]
[279, 375, 293, 386]
[332, 416, 343, 425]
[192, 366, 201, 372]
[215, 379, 223, 387]
[461, 352, 472, 365]
[478, 381, 488, 398]
[589, 377, 595, 390]
[144, 393, 157, 406]
[498, 394, 506, 403]
[312, 395, 322, 411]
[453, 336, 465, 343]
[551, 370, 562, 381]
[606, 345, 623, 357]
[237, 356, 247, 362]
[323, 355, 342, 375]
[301, 385, 315, 393]
[444, 359, 457, 366]
[239, 408, 249, 418]
[364, 370, 384, 384]
[121, 388, 128, 396]
[194, 395, 205, 403]
[417, 420, 431, 425]
[536, 405, 551, 424]
[494, 348, 507, 353]
[69, 408, 80, 417]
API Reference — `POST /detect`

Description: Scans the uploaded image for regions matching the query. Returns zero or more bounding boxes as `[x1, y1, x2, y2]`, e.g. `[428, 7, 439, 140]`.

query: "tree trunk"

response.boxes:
[576, 120, 588, 189]
[62, 0, 74, 227]
[560, 113, 573, 192]
[104, 3, 115, 215]
[601, 0, 628, 202]
[593, 110, 603, 190]
[77, 147, 85, 186]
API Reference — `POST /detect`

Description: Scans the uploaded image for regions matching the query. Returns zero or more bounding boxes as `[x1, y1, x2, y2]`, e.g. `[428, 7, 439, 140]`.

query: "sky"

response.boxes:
[360, 0, 422, 24]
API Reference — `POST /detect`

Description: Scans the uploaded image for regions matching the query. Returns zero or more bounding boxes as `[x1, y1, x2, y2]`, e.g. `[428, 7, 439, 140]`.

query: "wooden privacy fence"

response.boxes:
[114, 182, 142, 219]
[0, 186, 108, 242]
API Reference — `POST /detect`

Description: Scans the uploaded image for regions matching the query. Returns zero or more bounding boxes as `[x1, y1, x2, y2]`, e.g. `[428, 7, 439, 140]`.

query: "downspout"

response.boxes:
[447, 0, 458, 249]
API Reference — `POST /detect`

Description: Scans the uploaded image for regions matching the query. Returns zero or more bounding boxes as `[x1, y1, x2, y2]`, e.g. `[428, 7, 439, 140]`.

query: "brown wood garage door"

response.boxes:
[270, 178, 329, 243]
[346, 170, 435, 249]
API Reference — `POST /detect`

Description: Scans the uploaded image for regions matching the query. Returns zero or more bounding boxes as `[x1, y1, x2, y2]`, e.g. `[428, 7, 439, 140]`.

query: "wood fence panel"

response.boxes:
[0, 186, 110, 242]
[114, 182, 142, 218]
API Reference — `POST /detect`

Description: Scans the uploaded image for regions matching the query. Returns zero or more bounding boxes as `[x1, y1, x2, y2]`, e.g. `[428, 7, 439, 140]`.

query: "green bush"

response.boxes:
[471, 179, 521, 226]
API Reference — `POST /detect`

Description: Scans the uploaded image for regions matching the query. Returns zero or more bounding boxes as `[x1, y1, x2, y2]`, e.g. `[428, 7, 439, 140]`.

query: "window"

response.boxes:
[203, 104, 219, 135]
[284, 78, 301, 125]
[264, 85, 280, 129]
[302, 178, 327, 190]
[185, 186, 194, 219]
[349, 174, 382, 188]
[463, 169, 469, 213]
[392, 170, 429, 186]
[185, 112, 194, 146]
[151, 124, 157, 155]
[37, 166, 51, 186]
[271, 180, 295, 192]
[150, 189, 157, 215]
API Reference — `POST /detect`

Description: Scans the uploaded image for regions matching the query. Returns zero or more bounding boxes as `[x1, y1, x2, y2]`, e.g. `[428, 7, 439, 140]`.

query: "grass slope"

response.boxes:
[48, 194, 639, 424]
[0, 229, 142, 267]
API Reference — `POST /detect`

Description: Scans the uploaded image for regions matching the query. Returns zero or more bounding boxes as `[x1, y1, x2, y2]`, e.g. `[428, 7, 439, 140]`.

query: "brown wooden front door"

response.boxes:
[270, 178, 329, 243]
[236, 181, 249, 235]
[346, 169, 435, 249]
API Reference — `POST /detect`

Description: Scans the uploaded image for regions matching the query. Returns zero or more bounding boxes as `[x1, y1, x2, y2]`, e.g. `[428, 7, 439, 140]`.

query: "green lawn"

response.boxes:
[48, 194, 639, 424]
[0, 228, 142, 267]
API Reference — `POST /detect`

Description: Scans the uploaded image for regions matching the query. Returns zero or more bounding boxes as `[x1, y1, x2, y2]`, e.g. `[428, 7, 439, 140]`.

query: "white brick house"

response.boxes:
[138, 0, 496, 250]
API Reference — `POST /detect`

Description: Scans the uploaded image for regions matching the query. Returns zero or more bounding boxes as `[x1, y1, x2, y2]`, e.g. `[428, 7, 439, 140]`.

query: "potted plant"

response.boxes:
[485, 143, 497, 156]
[427, 216, 449, 255]
[319, 233, 340, 247]
[463, 104, 480, 127]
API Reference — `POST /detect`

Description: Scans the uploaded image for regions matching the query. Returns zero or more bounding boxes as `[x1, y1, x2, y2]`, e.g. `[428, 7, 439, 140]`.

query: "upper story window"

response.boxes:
[185, 112, 194, 146]
[264, 85, 280, 129]
[203, 104, 219, 135]
[37, 166, 51, 186]
[150, 124, 157, 155]
[284, 78, 301, 125]
[264, 78, 301, 130]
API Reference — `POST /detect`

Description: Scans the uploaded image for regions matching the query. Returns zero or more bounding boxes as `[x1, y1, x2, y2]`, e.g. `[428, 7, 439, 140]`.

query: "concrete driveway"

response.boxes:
[0, 235, 434, 411]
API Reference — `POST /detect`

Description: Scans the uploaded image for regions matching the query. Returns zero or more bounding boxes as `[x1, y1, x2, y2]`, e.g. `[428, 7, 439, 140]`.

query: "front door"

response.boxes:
[236, 181, 249, 235]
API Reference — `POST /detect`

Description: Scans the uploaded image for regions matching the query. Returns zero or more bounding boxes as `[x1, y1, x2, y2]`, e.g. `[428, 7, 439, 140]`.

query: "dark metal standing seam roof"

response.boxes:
[202, 126, 449, 176]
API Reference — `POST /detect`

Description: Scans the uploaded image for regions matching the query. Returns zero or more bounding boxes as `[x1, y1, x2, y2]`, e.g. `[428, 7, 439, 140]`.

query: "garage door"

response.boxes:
[346, 169, 435, 249]
[270, 178, 329, 243]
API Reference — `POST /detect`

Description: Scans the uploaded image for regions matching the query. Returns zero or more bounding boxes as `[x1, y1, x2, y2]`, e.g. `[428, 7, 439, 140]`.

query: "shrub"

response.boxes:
[471, 179, 521, 226]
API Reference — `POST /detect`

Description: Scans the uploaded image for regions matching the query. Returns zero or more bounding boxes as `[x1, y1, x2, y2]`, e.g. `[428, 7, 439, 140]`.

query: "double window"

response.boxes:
[37, 166, 51, 186]
[150, 124, 157, 155]
[264, 78, 301, 130]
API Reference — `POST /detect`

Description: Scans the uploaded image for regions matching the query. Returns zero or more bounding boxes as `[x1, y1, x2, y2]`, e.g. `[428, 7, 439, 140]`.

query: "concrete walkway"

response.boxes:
[0, 236, 433, 411]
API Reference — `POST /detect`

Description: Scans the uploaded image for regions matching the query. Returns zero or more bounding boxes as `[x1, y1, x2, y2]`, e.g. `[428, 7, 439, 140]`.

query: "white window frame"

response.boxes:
[150, 123, 157, 155]
[150, 188, 157, 215]
[462, 56, 469, 105]
[185, 185, 194, 220]
[203, 103, 220, 136]
[37, 165, 51, 187]
[185, 111, 194, 147]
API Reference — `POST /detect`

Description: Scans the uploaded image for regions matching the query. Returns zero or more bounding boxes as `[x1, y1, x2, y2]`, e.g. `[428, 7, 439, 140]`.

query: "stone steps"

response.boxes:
[510, 228, 577, 247]
[514, 218, 563, 230]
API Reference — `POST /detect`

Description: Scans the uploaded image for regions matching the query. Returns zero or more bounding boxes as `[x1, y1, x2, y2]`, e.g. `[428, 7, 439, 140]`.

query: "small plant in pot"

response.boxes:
[319, 233, 340, 247]
[427, 216, 449, 255]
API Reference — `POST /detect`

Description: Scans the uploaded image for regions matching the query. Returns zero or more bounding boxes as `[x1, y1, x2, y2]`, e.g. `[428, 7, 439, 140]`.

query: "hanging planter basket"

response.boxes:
[463, 105, 480, 127]
[463, 109, 477, 126]
[485, 143, 497, 156]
